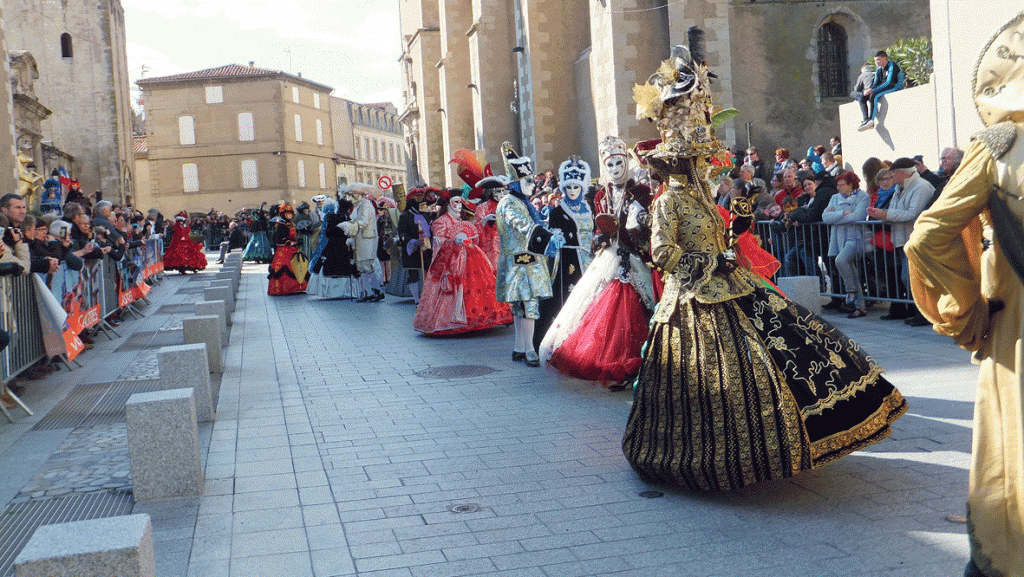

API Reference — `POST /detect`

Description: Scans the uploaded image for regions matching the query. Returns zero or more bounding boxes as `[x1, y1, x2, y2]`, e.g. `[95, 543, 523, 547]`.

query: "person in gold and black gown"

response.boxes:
[621, 32, 907, 491]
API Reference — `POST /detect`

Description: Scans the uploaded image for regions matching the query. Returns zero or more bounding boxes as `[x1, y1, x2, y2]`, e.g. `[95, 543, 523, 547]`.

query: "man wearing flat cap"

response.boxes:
[867, 157, 934, 320]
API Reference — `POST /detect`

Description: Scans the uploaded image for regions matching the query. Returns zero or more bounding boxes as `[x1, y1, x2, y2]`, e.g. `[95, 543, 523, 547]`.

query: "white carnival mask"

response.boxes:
[448, 196, 463, 216]
[564, 183, 583, 201]
[605, 155, 628, 184]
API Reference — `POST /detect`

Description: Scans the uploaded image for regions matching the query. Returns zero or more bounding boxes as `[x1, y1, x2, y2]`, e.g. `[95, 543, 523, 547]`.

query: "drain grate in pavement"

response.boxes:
[114, 329, 182, 352]
[415, 365, 497, 379]
[156, 303, 199, 315]
[31, 379, 162, 431]
[0, 490, 134, 577]
[79, 379, 162, 428]
[448, 503, 480, 514]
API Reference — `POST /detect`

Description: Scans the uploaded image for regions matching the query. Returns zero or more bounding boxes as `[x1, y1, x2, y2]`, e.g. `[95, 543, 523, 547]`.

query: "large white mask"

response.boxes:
[605, 155, 628, 185]
[563, 184, 583, 201]
[448, 196, 463, 217]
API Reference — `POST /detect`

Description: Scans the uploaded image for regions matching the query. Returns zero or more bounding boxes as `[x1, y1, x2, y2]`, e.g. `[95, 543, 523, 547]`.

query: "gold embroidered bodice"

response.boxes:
[651, 174, 759, 322]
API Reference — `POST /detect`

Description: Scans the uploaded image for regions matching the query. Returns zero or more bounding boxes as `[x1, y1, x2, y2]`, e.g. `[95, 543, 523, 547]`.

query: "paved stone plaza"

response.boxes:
[0, 259, 979, 576]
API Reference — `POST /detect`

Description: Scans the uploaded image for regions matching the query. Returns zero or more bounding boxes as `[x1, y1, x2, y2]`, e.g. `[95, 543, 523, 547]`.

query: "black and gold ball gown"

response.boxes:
[621, 160, 908, 491]
[621, 31, 906, 491]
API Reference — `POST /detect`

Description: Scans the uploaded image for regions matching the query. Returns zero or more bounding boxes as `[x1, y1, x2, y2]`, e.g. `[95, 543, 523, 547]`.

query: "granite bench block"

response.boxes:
[204, 285, 234, 314]
[126, 389, 202, 502]
[14, 514, 155, 577]
[213, 271, 238, 294]
[158, 343, 215, 421]
[777, 275, 821, 313]
[183, 315, 222, 373]
[208, 278, 235, 301]
[195, 299, 229, 344]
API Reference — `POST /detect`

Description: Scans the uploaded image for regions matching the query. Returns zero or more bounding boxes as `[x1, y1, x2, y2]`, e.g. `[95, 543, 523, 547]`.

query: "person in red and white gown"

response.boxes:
[413, 191, 512, 335]
[539, 138, 656, 387]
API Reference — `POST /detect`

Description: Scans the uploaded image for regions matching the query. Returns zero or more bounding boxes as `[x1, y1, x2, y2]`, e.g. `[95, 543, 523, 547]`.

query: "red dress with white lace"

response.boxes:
[413, 213, 512, 335]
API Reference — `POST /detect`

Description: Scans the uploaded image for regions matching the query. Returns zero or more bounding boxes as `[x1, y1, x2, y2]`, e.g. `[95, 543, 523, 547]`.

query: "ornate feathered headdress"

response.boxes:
[632, 27, 737, 164]
[449, 149, 495, 200]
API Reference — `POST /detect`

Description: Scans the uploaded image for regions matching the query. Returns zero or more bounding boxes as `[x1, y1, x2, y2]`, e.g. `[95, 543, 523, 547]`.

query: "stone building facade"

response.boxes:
[4, 0, 134, 204]
[332, 98, 406, 192]
[137, 64, 337, 215]
[400, 0, 930, 185]
[0, 10, 19, 199]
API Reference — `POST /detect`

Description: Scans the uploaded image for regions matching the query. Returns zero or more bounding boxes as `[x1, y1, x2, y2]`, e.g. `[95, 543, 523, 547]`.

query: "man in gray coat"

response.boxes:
[867, 157, 934, 321]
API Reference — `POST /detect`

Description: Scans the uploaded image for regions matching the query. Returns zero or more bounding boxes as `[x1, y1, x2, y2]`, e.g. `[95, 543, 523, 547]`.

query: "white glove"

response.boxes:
[455, 232, 468, 245]
[483, 213, 497, 222]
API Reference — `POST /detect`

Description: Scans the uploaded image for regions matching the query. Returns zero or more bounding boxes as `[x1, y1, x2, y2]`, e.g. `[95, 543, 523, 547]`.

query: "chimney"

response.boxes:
[297, 72, 302, 78]
[248, 61, 254, 68]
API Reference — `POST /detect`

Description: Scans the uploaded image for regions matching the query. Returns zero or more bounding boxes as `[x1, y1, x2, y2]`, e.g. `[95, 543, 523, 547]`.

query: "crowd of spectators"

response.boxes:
[711, 138, 965, 325]
[0, 191, 186, 406]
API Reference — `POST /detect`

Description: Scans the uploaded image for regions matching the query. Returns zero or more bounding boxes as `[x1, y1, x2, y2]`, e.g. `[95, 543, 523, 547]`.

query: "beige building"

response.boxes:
[331, 98, 405, 191]
[4, 0, 134, 203]
[137, 64, 337, 215]
[400, 0, 930, 185]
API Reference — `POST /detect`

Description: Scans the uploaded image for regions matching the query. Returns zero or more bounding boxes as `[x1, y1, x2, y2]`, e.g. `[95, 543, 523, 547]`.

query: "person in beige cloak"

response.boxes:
[905, 12, 1024, 577]
[340, 183, 384, 302]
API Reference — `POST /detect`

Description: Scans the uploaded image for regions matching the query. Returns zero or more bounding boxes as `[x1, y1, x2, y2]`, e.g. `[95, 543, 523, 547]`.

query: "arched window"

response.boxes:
[817, 22, 848, 98]
[61, 33, 73, 58]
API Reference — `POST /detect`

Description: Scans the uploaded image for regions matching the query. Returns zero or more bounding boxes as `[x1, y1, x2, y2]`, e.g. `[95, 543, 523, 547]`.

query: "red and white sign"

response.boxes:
[377, 176, 393, 190]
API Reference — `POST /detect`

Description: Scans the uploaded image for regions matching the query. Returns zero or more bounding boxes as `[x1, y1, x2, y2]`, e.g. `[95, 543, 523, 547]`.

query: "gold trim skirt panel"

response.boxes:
[622, 287, 907, 491]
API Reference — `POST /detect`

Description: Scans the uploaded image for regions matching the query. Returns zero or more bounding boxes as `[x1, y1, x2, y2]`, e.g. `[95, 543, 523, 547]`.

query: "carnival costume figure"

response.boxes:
[163, 211, 208, 273]
[339, 184, 383, 302]
[376, 199, 395, 284]
[267, 203, 309, 296]
[395, 188, 436, 303]
[294, 201, 315, 259]
[307, 195, 333, 275]
[495, 143, 565, 367]
[533, 156, 595, 351]
[413, 191, 512, 335]
[242, 203, 273, 263]
[450, 149, 501, 268]
[906, 13, 1024, 576]
[539, 137, 656, 385]
[306, 198, 360, 299]
[620, 29, 907, 491]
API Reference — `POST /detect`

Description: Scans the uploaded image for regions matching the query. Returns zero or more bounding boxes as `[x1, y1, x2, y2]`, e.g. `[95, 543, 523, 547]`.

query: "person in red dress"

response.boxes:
[413, 190, 512, 335]
[162, 210, 207, 273]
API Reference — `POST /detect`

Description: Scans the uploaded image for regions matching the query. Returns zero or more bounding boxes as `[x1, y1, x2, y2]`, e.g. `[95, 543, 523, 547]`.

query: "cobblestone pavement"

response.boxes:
[11, 424, 133, 502]
[0, 260, 981, 577]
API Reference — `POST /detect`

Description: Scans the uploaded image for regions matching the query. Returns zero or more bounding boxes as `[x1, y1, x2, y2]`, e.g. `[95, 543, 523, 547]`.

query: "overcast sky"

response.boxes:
[123, 0, 403, 111]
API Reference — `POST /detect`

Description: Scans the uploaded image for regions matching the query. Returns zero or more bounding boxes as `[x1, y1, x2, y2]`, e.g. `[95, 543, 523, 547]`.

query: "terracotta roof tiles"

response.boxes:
[137, 64, 332, 91]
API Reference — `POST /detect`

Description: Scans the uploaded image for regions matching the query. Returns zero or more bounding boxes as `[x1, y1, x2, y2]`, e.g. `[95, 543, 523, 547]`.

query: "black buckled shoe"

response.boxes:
[512, 351, 526, 362]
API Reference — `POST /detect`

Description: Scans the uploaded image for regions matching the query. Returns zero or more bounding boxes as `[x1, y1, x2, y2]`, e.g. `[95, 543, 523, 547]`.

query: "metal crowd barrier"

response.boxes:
[0, 275, 46, 384]
[754, 220, 913, 304]
[1, 237, 165, 386]
[203, 227, 226, 250]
